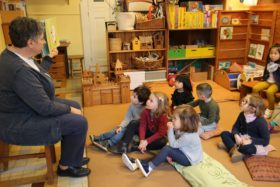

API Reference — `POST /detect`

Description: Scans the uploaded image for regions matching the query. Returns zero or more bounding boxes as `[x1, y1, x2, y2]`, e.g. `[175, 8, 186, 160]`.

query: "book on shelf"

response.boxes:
[187, 1, 203, 12]
[248, 43, 265, 60]
[168, 3, 221, 29]
[220, 27, 233, 40]
[261, 29, 270, 41]
[41, 18, 60, 57]
[250, 14, 259, 24]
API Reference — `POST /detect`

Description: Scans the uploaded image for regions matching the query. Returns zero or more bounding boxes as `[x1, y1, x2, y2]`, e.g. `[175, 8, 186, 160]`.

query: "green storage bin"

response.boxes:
[168, 49, 185, 58]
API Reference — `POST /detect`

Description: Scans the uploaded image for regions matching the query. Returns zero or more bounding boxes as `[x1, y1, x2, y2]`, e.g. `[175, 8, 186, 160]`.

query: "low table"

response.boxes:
[239, 81, 260, 100]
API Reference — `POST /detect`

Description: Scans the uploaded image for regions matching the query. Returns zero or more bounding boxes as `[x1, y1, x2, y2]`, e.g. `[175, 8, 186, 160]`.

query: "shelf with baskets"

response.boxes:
[109, 48, 166, 54]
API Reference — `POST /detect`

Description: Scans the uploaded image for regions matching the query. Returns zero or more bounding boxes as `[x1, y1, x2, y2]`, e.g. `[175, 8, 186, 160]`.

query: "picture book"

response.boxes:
[187, 1, 203, 12]
[248, 43, 265, 60]
[219, 61, 231, 70]
[41, 18, 60, 57]
[248, 43, 257, 59]
[220, 27, 233, 40]
[255, 44, 265, 60]
[261, 29, 270, 41]
[251, 14, 259, 24]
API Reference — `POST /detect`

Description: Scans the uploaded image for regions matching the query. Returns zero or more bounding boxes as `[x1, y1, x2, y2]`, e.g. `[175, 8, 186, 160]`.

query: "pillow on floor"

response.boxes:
[172, 152, 249, 187]
[244, 156, 280, 182]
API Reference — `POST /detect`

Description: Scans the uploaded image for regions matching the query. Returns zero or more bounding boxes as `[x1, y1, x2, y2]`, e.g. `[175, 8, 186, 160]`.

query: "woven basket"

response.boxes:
[135, 17, 165, 30]
[132, 56, 163, 70]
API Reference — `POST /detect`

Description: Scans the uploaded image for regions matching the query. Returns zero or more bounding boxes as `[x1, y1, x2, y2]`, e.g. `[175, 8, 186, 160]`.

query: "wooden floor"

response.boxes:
[84, 80, 280, 187]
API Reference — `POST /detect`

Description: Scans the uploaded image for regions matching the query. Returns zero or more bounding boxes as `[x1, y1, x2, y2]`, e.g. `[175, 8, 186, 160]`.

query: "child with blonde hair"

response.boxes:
[122, 105, 203, 176]
[220, 94, 270, 163]
[110, 92, 169, 154]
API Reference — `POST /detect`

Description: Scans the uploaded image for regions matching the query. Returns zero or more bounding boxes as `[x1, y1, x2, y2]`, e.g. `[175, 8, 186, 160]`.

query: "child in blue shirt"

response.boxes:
[89, 85, 150, 151]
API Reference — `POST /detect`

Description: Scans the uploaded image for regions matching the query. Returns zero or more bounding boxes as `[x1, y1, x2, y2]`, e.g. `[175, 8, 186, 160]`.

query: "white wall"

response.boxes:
[26, 0, 83, 55]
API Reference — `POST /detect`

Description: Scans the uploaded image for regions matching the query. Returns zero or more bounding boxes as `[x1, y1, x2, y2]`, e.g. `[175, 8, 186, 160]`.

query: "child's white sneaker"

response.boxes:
[264, 109, 273, 119]
[136, 159, 152, 177]
[122, 153, 138, 171]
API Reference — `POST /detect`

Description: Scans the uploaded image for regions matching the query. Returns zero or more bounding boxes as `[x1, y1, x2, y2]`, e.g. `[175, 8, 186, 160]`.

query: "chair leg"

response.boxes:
[45, 146, 55, 185]
[0, 141, 9, 171]
[50, 145, 56, 163]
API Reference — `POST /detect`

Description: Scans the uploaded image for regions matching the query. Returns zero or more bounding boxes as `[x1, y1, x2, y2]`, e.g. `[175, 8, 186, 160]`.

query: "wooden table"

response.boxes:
[239, 81, 260, 100]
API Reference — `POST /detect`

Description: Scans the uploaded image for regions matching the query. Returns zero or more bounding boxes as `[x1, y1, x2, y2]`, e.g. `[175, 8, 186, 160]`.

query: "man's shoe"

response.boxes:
[57, 166, 91, 177]
[122, 153, 138, 171]
[82, 157, 90, 166]
[109, 142, 128, 154]
[136, 159, 152, 177]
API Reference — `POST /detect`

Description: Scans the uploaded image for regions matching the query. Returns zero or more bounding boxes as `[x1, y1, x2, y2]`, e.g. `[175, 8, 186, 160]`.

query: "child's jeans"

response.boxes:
[198, 117, 217, 135]
[149, 145, 191, 169]
[95, 127, 126, 146]
[221, 131, 257, 155]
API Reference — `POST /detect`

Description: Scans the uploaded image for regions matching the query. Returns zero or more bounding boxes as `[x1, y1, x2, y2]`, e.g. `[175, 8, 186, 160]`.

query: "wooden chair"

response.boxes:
[0, 140, 56, 186]
[68, 55, 84, 77]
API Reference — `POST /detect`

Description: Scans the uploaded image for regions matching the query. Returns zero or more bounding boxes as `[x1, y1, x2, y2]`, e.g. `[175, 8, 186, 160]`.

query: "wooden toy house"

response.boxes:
[132, 37, 141, 50]
[139, 35, 153, 49]
[153, 32, 164, 49]
[82, 62, 130, 106]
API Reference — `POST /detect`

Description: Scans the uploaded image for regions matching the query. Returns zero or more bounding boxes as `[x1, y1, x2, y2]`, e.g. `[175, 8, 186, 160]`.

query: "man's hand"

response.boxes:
[49, 48, 58, 58]
[70, 107, 82, 115]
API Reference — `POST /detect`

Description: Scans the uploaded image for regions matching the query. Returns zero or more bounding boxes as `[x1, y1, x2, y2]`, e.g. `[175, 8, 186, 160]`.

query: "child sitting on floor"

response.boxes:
[89, 85, 151, 151]
[220, 94, 270, 163]
[110, 92, 169, 154]
[188, 83, 220, 136]
[171, 75, 194, 109]
[122, 105, 203, 177]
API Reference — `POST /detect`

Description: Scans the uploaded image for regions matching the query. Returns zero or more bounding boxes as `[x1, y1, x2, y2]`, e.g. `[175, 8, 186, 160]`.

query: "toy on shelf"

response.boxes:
[132, 37, 141, 50]
[82, 62, 130, 106]
[139, 35, 153, 49]
[153, 32, 164, 49]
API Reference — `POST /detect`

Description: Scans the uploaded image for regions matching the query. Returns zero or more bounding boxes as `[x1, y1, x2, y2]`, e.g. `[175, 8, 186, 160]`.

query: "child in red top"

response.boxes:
[110, 92, 169, 154]
[138, 92, 169, 153]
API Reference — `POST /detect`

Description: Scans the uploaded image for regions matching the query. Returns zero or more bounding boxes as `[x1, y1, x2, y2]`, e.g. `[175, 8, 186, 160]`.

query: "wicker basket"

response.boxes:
[132, 56, 163, 70]
[135, 17, 165, 30]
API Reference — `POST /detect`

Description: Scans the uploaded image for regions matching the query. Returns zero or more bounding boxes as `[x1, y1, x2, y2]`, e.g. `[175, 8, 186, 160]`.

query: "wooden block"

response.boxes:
[112, 88, 120, 104]
[92, 90, 101, 105]
[101, 89, 113, 104]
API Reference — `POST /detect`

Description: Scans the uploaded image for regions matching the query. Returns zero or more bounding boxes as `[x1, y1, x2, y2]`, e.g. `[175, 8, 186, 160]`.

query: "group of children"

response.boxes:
[89, 43, 280, 177]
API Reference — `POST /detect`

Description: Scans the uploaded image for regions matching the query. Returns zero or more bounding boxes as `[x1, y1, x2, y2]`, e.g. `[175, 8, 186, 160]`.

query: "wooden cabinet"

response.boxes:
[0, 10, 25, 46]
[216, 9, 277, 68]
[48, 44, 70, 80]
[216, 10, 249, 68]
